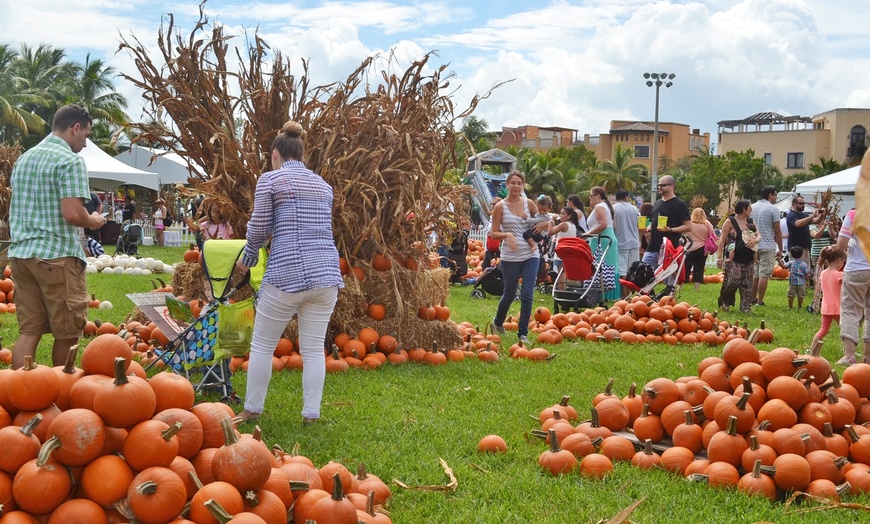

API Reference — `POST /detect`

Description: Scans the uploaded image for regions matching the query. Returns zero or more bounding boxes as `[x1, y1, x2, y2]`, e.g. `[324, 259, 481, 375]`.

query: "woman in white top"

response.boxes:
[586, 186, 620, 300]
[152, 198, 168, 247]
[548, 206, 580, 288]
[489, 171, 550, 344]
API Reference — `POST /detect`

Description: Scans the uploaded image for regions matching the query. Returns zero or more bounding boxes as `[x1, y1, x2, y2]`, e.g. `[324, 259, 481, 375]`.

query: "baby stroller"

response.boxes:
[470, 265, 504, 299]
[551, 235, 613, 313]
[115, 220, 143, 256]
[144, 239, 267, 403]
[446, 229, 469, 284]
[619, 237, 691, 300]
[535, 235, 556, 294]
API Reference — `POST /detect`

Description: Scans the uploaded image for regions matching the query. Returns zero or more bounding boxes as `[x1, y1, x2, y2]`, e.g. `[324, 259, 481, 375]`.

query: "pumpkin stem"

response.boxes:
[627, 383, 637, 398]
[640, 404, 651, 418]
[364, 489, 377, 517]
[112, 357, 129, 384]
[135, 481, 158, 495]
[603, 378, 615, 396]
[162, 421, 183, 442]
[845, 424, 861, 443]
[751, 459, 763, 478]
[836, 481, 852, 497]
[62, 346, 79, 374]
[20, 413, 44, 437]
[725, 415, 739, 436]
[330, 345, 342, 360]
[683, 410, 693, 426]
[22, 354, 35, 371]
[643, 438, 654, 455]
[204, 498, 234, 524]
[757, 420, 772, 431]
[357, 462, 369, 481]
[220, 417, 239, 446]
[822, 422, 835, 438]
[244, 490, 261, 506]
[748, 434, 761, 451]
[590, 407, 602, 428]
[188, 470, 204, 490]
[289, 480, 311, 491]
[38, 436, 62, 467]
[686, 473, 709, 483]
[829, 368, 844, 388]
[741, 376, 753, 395]
[792, 368, 808, 380]
[736, 392, 751, 411]
[330, 472, 345, 501]
[252, 425, 263, 442]
[547, 429, 562, 453]
[558, 395, 572, 408]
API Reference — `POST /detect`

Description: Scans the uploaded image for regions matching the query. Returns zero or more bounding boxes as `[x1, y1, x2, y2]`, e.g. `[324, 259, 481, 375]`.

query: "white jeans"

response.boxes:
[244, 283, 338, 418]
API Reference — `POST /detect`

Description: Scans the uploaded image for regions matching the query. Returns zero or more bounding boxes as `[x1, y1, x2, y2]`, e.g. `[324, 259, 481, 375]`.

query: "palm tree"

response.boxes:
[457, 116, 497, 157]
[12, 44, 77, 124]
[524, 149, 567, 201]
[593, 144, 648, 193]
[0, 44, 48, 140]
[808, 156, 848, 178]
[67, 54, 129, 125]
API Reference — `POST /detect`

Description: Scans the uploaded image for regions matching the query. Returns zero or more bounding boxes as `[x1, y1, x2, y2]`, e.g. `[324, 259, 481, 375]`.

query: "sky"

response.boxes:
[2, 0, 868, 148]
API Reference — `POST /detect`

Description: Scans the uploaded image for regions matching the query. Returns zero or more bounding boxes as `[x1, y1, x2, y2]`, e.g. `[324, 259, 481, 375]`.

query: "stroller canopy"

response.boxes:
[554, 237, 594, 282]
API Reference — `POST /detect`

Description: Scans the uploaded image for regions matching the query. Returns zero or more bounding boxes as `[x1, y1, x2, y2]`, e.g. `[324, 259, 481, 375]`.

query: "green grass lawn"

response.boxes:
[2, 251, 866, 523]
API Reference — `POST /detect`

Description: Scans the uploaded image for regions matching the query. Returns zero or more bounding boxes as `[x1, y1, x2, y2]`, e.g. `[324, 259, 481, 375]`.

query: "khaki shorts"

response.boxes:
[755, 249, 777, 278]
[787, 283, 806, 299]
[11, 257, 89, 339]
[841, 269, 870, 344]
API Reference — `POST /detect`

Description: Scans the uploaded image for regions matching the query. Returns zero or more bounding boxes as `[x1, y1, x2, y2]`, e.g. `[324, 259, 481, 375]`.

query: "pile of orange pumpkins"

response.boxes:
[519, 340, 870, 503]
[0, 333, 393, 522]
[0, 266, 15, 314]
[518, 296, 773, 347]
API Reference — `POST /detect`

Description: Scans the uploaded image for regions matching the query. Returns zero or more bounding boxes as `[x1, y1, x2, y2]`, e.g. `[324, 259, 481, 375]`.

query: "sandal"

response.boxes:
[233, 410, 261, 424]
[836, 357, 858, 366]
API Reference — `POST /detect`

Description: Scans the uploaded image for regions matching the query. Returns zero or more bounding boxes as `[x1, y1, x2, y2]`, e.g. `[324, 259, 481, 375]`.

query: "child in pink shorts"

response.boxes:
[809, 246, 847, 355]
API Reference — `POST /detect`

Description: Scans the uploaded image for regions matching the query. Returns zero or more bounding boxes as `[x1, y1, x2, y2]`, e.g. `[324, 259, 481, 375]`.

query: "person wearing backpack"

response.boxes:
[684, 207, 715, 291]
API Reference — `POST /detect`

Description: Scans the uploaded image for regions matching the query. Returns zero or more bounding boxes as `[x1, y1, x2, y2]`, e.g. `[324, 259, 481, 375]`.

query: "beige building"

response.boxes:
[495, 125, 577, 151]
[580, 121, 710, 171]
[716, 108, 870, 172]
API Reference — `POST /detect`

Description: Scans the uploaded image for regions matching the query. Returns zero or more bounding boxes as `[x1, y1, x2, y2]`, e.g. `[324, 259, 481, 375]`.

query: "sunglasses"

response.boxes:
[657, 183, 672, 188]
[70, 106, 90, 127]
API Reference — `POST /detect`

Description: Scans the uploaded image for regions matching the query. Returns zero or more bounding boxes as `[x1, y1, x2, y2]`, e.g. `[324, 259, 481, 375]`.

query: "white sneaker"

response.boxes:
[490, 321, 505, 335]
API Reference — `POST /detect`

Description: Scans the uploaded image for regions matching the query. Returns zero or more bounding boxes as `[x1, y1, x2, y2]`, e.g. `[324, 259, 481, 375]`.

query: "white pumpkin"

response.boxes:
[112, 266, 124, 275]
[85, 264, 98, 274]
[144, 257, 157, 270]
[98, 301, 114, 310]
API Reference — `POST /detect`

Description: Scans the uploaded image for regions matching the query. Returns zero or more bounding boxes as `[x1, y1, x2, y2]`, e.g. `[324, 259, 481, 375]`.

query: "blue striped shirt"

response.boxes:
[241, 160, 344, 293]
[9, 134, 91, 260]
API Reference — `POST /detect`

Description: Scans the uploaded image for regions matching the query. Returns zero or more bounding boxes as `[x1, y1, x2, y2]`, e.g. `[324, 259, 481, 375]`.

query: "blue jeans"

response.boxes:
[494, 257, 539, 337]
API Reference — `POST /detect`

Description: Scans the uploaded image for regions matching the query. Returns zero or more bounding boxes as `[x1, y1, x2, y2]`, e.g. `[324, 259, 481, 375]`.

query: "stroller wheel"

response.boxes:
[470, 289, 485, 299]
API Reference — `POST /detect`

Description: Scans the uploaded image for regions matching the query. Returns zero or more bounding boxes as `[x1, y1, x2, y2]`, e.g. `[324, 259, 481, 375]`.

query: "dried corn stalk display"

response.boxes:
[120, 6, 486, 347]
[0, 143, 21, 240]
[854, 149, 870, 261]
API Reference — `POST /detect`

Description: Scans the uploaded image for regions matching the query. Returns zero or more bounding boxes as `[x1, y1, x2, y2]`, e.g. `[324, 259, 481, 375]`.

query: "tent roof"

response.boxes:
[467, 148, 516, 165]
[795, 165, 860, 194]
[115, 144, 205, 185]
[79, 139, 159, 191]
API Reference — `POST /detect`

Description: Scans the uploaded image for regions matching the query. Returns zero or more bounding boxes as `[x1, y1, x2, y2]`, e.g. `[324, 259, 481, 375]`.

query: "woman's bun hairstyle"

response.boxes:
[281, 120, 304, 137]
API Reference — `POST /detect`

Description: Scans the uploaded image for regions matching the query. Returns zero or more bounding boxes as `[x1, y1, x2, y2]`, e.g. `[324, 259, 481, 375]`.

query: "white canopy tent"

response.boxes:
[79, 139, 160, 192]
[114, 144, 205, 186]
[794, 165, 859, 214]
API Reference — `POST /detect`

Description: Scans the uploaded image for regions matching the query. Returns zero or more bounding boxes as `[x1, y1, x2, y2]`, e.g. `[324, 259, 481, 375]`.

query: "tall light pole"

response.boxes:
[644, 72, 675, 203]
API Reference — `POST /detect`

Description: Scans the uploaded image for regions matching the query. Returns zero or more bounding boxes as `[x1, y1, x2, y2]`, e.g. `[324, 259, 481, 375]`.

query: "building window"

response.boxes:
[634, 134, 638, 141]
[763, 153, 772, 165]
[634, 145, 650, 158]
[787, 152, 804, 169]
[849, 125, 867, 159]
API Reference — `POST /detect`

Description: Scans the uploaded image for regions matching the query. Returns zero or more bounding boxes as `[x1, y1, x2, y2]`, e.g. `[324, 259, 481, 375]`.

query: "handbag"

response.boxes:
[593, 245, 616, 291]
[704, 225, 719, 255]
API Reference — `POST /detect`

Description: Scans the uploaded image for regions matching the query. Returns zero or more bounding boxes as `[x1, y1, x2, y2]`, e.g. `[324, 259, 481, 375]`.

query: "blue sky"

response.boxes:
[2, 0, 868, 149]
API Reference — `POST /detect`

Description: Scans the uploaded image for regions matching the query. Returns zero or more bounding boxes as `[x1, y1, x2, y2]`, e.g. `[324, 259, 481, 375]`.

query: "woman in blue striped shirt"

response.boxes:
[237, 120, 344, 425]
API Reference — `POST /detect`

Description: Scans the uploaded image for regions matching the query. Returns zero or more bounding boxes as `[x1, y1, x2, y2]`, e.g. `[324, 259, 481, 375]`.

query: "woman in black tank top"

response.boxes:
[716, 200, 758, 312]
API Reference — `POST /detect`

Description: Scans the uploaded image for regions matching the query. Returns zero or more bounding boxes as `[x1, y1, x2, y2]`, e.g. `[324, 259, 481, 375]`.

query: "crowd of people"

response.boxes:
[478, 175, 868, 367]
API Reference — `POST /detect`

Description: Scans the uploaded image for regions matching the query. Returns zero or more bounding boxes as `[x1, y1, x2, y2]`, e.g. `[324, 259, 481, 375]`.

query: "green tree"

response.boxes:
[67, 53, 128, 125]
[676, 147, 727, 212]
[0, 44, 50, 142]
[808, 156, 849, 178]
[592, 143, 648, 194]
[456, 116, 497, 159]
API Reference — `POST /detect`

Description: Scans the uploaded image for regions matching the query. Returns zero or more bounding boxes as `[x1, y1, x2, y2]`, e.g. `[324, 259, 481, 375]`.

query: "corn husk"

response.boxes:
[854, 149, 870, 261]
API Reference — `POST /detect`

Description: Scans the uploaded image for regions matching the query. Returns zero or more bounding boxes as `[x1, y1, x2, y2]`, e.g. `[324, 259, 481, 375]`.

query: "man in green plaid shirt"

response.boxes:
[8, 104, 106, 369]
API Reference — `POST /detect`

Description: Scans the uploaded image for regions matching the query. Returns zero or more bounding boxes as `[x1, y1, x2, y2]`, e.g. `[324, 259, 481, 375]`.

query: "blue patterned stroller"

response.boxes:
[146, 239, 266, 403]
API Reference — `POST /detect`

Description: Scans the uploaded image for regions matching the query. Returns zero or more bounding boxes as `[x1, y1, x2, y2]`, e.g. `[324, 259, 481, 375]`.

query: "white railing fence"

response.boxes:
[134, 219, 197, 247]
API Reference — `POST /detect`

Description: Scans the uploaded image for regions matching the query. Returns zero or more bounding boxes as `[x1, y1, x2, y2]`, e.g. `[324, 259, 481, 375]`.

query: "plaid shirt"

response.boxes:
[242, 160, 344, 293]
[9, 135, 91, 260]
[787, 258, 809, 286]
